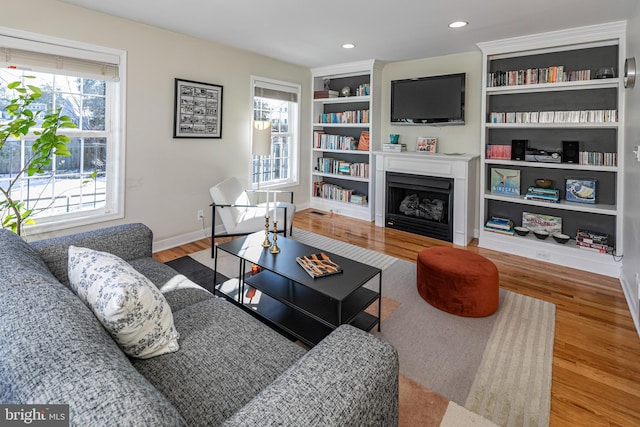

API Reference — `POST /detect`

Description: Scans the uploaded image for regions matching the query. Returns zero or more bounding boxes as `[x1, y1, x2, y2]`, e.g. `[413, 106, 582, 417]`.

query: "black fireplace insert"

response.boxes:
[385, 171, 454, 242]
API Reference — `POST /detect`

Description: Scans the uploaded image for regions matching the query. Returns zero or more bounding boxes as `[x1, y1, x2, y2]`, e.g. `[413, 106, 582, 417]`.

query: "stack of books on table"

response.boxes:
[382, 143, 407, 152]
[575, 229, 611, 253]
[484, 216, 514, 235]
[524, 186, 560, 203]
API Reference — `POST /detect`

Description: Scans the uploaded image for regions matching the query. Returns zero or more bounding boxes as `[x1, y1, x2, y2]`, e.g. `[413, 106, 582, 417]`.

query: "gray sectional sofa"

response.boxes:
[0, 223, 398, 426]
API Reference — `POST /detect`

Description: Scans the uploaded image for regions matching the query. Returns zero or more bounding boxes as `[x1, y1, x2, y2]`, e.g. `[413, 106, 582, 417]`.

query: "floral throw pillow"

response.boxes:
[67, 245, 180, 359]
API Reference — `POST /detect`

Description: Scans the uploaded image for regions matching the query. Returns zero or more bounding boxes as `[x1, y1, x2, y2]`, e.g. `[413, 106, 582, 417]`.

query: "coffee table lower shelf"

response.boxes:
[217, 277, 379, 346]
[248, 292, 376, 346]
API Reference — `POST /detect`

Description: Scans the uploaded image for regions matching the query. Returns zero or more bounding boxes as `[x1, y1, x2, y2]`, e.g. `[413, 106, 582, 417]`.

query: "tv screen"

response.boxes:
[391, 73, 465, 125]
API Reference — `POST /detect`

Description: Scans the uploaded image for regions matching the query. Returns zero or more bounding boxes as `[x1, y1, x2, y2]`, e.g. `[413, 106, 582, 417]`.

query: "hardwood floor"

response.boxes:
[154, 209, 640, 426]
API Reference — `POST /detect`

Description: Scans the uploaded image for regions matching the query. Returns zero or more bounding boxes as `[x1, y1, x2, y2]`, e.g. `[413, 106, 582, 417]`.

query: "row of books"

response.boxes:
[524, 186, 559, 203]
[355, 83, 370, 96]
[313, 131, 358, 151]
[489, 109, 617, 124]
[484, 216, 514, 235]
[312, 181, 367, 205]
[485, 144, 512, 160]
[316, 157, 369, 178]
[487, 66, 592, 87]
[579, 151, 617, 166]
[319, 110, 370, 124]
[382, 143, 407, 152]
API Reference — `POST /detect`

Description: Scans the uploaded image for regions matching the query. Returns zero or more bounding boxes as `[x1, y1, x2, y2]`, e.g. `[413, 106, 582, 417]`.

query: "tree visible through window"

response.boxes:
[251, 77, 299, 189]
[0, 69, 108, 221]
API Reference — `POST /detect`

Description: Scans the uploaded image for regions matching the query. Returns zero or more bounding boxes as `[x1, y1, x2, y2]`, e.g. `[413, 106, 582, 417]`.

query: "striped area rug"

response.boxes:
[290, 228, 555, 427]
[194, 229, 555, 426]
[290, 228, 398, 270]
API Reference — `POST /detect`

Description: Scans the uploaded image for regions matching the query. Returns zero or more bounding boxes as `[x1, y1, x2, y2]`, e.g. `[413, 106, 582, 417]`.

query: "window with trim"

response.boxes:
[251, 76, 299, 189]
[0, 29, 125, 233]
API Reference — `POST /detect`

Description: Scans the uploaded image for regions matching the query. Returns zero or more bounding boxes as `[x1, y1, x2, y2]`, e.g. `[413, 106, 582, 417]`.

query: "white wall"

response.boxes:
[623, 6, 640, 336]
[0, 0, 311, 246]
[381, 52, 484, 234]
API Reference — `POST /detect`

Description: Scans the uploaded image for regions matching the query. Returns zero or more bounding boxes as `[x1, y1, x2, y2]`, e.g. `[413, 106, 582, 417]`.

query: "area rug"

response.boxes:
[169, 229, 555, 427]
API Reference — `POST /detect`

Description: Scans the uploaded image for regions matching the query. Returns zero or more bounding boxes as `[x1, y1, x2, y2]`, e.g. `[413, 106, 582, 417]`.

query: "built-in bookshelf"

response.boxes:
[310, 60, 382, 221]
[478, 22, 626, 278]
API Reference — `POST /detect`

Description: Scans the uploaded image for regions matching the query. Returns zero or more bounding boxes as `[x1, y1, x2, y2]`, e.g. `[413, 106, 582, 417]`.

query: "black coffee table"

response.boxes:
[214, 232, 382, 346]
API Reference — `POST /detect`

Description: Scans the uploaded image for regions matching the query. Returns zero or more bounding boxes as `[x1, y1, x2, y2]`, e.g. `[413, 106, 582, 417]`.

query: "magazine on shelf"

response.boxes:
[296, 253, 343, 278]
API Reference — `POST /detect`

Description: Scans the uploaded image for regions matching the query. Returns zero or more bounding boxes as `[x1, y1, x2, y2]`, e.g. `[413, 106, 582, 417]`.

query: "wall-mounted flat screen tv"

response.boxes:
[391, 73, 465, 125]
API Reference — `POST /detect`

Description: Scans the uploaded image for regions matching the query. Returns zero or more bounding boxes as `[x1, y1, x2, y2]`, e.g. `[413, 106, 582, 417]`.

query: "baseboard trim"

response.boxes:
[153, 226, 215, 253]
[619, 272, 640, 339]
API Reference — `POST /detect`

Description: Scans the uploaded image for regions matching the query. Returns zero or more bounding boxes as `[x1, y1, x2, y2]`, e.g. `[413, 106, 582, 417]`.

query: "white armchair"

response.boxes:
[209, 177, 295, 248]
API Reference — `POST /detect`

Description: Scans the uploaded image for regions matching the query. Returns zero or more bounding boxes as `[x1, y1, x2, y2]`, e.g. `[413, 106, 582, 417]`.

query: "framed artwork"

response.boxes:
[522, 212, 562, 234]
[565, 178, 597, 204]
[490, 167, 521, 196]
[173, 78, 223, 138]
[416, 137, 437, 153]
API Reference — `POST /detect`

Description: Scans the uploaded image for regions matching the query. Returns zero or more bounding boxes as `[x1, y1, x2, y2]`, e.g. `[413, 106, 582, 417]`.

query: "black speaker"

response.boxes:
[511, 140, 527, 161]
[562, 140, 580, 163]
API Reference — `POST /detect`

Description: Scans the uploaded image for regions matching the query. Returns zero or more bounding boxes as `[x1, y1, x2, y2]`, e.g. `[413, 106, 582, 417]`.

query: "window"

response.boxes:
[0, 28, 125, 233]
[251, 76, 299, 189]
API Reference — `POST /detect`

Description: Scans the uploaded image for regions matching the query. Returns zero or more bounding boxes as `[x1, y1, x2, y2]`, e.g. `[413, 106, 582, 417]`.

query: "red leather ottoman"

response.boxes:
[416, 247, 499, 317]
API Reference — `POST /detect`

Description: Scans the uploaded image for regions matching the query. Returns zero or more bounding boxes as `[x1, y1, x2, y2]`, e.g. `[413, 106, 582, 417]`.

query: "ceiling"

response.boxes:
[61, 0, 638, 68]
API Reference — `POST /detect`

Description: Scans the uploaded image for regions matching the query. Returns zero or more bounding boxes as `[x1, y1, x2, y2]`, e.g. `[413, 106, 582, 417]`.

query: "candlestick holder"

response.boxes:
[262, 216, 271, 248]
[270, 221, 280, 254]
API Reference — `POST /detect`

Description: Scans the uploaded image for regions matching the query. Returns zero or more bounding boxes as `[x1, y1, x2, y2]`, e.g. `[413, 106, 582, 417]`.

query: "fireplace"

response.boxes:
[374, 152, 478, 246]
[385, 171, 454, 242]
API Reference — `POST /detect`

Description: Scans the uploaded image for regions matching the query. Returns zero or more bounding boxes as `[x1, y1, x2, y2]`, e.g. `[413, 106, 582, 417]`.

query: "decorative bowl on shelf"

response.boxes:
[514, 226, 530, 236]
[535, 179, 553, 189]
[552, 233, 570, 244]
[533, 230, 549, 240]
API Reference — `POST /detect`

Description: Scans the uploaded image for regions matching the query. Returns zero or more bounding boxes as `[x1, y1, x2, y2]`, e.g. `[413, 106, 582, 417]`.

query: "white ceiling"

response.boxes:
[61, 0, 638, 68]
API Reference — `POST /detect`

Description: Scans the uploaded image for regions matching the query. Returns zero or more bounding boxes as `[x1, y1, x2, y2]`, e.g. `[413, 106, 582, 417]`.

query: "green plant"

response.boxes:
[0, 78, 76, 235]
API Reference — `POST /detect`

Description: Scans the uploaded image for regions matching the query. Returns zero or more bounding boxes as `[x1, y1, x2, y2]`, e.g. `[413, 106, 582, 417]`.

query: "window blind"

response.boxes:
[254, 80, 298, 103]
[0, 35, 120, 80]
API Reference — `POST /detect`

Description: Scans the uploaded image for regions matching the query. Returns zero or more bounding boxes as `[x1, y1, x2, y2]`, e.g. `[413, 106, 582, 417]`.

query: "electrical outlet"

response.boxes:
[535, 250, 550, 260]
[197, 209, 204, 221]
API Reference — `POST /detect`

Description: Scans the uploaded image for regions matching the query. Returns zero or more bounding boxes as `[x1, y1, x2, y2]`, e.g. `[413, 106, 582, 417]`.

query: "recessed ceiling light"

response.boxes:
[449, 21, 468, 28]
[342, 43, 356, 49]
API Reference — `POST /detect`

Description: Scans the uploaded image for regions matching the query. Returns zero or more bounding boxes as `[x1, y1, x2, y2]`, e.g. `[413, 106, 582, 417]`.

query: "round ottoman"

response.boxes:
[416, 247, 499, 317]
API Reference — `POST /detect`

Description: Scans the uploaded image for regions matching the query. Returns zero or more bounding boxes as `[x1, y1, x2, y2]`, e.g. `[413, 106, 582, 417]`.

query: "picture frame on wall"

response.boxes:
[173, 78, 223, 138]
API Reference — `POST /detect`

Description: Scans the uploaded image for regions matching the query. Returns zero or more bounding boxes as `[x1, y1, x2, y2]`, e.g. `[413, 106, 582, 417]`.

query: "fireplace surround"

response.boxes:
[374, 152, 478, 246]
[385, 172, 454, 241]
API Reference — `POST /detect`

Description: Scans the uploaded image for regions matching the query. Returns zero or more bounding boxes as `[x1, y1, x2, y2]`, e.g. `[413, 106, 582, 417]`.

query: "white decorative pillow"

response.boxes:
[67, 245, 180, 359]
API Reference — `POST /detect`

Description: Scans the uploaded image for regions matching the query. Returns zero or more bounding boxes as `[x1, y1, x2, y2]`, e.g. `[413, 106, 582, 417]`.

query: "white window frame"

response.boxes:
[250, 76, 300, 190]
[0, 26, 126, 234]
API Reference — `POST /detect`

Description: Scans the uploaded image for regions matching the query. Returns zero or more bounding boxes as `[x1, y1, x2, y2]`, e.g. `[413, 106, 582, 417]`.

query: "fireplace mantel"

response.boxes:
[373, 151, 479, 246]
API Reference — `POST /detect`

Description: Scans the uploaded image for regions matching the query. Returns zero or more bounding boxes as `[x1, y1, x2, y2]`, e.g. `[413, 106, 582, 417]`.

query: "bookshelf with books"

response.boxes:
[311, 60, 383, 220]
[478, 22, 626, 277]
